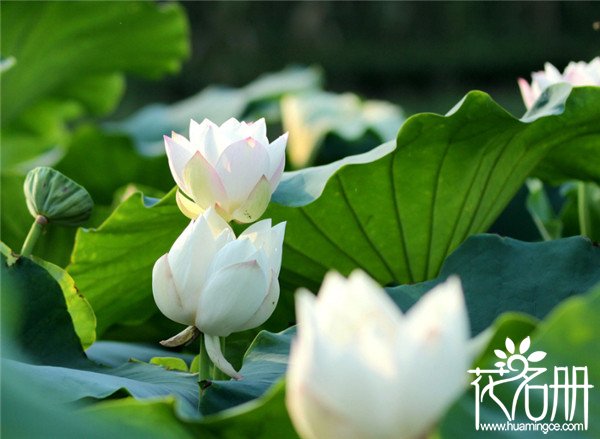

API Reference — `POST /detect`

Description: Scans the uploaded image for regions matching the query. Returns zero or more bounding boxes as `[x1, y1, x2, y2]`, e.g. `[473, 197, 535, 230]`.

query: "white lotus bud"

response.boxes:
[152, 207, 285, 378]
[286, 271, 472, 439]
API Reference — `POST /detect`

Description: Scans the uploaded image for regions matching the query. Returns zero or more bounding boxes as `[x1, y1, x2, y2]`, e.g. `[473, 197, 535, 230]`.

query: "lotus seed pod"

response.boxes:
[23, 167, 93, 226]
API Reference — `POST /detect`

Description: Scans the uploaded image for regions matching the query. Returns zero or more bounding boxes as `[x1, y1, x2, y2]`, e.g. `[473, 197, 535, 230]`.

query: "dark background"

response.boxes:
[123, 1, 600, 117]
[119, 1, 599, 241]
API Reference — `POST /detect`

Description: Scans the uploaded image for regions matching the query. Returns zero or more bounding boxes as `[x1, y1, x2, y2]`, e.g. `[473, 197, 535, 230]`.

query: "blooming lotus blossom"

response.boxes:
[286, 271, 471, 439]
[152, 207, 285, 378]
[164, 118, 287, 223]
[518, 57, 600, 109]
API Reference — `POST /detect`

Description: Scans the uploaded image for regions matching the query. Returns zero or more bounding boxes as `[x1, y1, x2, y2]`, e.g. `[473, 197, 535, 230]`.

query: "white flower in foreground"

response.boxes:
[152, 207, 285, 378]
[518, 57, 600, 109]
[164, 118, 287, 223]
[286, 271, 471, 439]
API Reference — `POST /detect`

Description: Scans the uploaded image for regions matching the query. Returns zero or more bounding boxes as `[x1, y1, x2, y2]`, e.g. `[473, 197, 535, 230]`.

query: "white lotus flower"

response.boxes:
[518, 57, 600, 109]
[164, 118, 287, 223]
[286, 271, 471, 439]
[152, 207, 285, 378]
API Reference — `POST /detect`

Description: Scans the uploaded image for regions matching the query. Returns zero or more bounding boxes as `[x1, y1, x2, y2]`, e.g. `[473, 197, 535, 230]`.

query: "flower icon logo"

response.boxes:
[469, 335, 592, 429]
[493, 336, 547, 370]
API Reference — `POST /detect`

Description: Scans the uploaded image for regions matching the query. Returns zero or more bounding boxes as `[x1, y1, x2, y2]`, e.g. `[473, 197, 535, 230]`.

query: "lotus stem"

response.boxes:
[577, 182, 591, 238]
[199, 333, 212, 385]
[20, 215, 48, 257]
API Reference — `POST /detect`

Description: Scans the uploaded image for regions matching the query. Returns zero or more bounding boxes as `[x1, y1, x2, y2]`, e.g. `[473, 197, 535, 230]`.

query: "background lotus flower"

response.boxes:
[518, 57, 600, 109]
[164, 117, 288, 223]
[286, 271, 471, 439]
[152, 207, 285, 378]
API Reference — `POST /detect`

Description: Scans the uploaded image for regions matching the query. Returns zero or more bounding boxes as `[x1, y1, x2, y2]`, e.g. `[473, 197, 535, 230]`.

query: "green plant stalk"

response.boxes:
[198, 334, 212, 384]
[577, 182, 592, 238]
[20, 215, 48, 257]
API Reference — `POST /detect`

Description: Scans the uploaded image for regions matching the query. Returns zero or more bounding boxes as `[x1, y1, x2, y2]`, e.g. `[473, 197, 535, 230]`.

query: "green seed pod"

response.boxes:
[23, 167, 93, 226]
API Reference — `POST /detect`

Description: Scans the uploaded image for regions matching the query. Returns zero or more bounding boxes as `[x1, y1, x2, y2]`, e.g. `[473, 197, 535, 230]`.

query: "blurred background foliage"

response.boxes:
[109, 1, 600, 243]
[2, 0, 598, 263]
[2, 1, 598, 264]
[122, 1, 600, 117]
[1, 3, 599, 436]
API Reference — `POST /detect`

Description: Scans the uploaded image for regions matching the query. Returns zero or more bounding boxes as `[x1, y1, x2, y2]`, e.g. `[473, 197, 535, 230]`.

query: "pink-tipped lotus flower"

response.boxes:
[164, 118, 288, 223]
[518, 57, 600, 109]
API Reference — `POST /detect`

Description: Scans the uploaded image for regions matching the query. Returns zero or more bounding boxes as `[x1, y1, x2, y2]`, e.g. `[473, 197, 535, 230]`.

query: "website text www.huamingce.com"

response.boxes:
[478, 421, 585, 435]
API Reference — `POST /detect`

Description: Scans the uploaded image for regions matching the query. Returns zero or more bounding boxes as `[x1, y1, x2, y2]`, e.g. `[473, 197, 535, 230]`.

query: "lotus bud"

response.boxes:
[164, 117, 287, 223]
[152, 207, 285, 379]
[286, 271, 472, 439]
[518, 57, 600, 109]
[23, 167, 93, 226]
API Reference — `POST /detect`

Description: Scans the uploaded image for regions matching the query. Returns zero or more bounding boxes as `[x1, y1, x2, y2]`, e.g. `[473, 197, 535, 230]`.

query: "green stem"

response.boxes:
[20, 215, 48, 257]
[578, 182, 591, 238]
[198, 334, 212, 384]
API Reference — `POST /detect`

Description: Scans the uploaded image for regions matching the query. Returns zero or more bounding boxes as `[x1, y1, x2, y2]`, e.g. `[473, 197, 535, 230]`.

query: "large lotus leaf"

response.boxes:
[387, 234, 600, 335]
[439, 286, 600, 438]
[8, 230, 597, 437]
[193, 235, 600, 418]
[2, 359, 200, 417]
[87, 381, 299, 439]
[85, 398, 202, 438]
[32, 256, 97, 349]
[68, 190, 188, 335]
[2, 247, 296, 434]
[281, 90, 404, 168]
[68, 87, 600, 336]
[107, 67, 323, 156]
[263, 86, 600, 325]
[87, 330, 298, 437]
[80, 280, 599, 439]
[85, 329, 296, 427]
[1, 1, 189, 169]
[1, 355, 168, 439]
[200, 328, 295, 415]
[526, 85, 600, 184]
[1, 244, 88, 366]
[86, 341, 195, 369]
[62, 189, 183, 340]
[1, 248, 200, 418]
